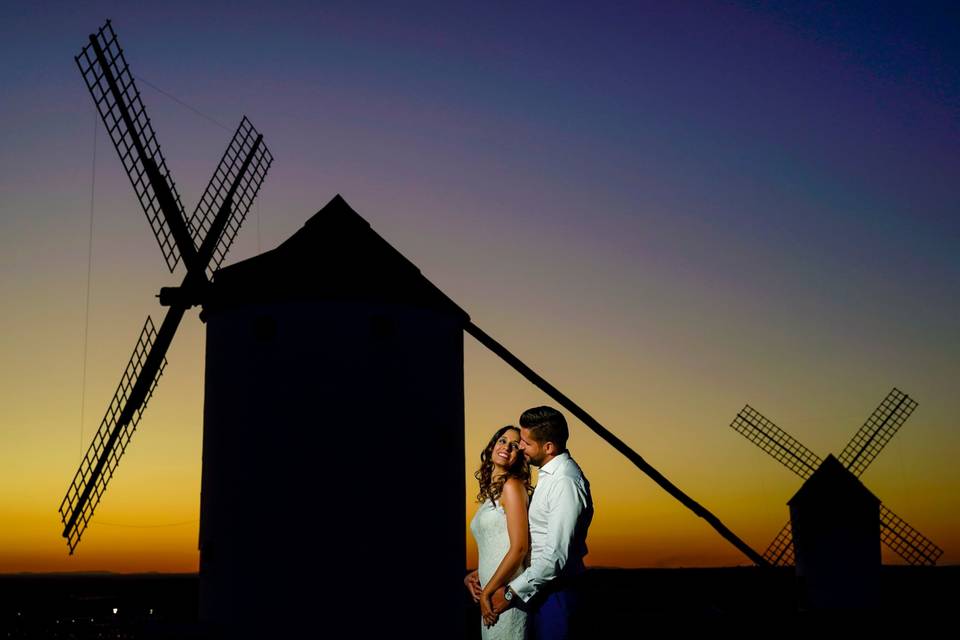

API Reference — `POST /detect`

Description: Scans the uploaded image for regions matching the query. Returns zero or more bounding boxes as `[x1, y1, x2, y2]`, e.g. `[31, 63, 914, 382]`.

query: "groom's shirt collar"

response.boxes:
[538, 451, 569, 476]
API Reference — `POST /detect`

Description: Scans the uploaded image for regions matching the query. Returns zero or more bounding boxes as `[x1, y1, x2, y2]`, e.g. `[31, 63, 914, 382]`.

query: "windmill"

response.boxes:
[58, 20, 272, 553]
[730, 388, 943, 568]
[730, 388, 943, 608]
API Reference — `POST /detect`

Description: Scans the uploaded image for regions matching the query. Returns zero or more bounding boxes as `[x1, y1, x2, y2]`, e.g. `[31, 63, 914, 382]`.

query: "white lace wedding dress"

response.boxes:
[469, 497, 528, 639]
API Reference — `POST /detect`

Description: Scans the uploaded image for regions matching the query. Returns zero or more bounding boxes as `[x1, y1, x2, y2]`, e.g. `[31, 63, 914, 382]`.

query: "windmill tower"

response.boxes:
[730, 388, 943, 608]
[198, 195, 468, 636]
[59, 22, 272, 560]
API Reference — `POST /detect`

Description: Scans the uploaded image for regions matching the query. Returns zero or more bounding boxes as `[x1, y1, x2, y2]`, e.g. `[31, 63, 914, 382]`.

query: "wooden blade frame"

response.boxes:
[880, 505, 944, 566]
[188, 116, 274, 278]
[75, 20, 195, 272]
[58, 317, 169, 553]
[61, 20, 272, 553]
[730, 405, 823, 479]
[763, 521, 795, 566]
[838, 388, 917, 478]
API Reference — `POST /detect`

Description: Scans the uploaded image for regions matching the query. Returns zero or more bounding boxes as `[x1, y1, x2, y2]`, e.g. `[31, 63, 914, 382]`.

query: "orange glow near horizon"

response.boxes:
[3, 323, 956, 574]
[0, 264, 960, 572]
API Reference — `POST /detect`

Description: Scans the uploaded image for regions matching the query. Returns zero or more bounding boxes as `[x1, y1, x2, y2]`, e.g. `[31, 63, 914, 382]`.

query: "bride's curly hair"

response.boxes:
[475, 425, 534, 506]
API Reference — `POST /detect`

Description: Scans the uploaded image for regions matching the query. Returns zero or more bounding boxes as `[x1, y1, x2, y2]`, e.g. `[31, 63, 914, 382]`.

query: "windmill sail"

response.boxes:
[62, 22, 273, 553]
[59, 317, 169, 553]
[763, 521, 795, 566]
[730, 405, 823, 479]
[75, 20, 195, 271]
[188, 116, 274, 278]
[838, 388, 917, 478]
[880, 505, 944, 566]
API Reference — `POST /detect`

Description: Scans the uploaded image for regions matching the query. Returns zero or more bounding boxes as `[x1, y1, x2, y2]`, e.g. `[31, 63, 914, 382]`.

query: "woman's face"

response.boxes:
[492, 429, 521, 470]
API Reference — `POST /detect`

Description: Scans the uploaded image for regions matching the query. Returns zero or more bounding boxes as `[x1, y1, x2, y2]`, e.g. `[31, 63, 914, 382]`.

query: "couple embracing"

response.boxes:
[466, 406, 593, 639]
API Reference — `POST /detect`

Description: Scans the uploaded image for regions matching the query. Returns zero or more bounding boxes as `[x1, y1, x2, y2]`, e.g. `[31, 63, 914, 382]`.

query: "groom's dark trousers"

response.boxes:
[525, 575, 582, 639]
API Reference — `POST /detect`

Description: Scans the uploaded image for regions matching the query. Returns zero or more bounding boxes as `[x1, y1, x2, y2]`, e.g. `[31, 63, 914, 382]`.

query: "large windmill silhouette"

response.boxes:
[730, 387, 943, 567]
[58, 20, 272, 553]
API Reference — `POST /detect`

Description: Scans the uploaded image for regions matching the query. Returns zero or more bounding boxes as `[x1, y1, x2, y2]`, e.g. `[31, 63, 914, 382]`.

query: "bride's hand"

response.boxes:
[480, 591, 499, 627]
[463, 570, 482, 603]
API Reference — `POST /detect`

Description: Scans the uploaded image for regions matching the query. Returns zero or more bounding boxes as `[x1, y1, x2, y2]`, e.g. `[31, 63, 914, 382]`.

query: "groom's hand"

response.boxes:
[491, 586, 513, 615]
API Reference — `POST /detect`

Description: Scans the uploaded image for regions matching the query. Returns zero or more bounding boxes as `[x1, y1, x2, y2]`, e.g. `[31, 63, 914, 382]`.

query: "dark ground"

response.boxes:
[1, 566, 956, 638]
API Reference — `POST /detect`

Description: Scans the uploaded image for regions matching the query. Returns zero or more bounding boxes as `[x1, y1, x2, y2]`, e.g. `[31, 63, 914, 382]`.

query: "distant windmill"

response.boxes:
[58, 20, 272, 553]
[730, 388, 943, 568]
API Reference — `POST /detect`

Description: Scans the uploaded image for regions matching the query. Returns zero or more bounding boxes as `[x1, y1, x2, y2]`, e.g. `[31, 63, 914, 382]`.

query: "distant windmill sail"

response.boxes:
[763, 521, 796, 566]
[838, 388, 917, 478]
[731, 405, 823, 480]
[730, 388, 943, 566]
[880, 504, 942, 566]
[60, 20, 272, 553]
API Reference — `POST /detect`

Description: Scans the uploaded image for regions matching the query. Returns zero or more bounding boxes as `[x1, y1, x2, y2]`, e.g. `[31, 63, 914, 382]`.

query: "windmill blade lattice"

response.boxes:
[763, 521, 795, 566]
[59, 317, 167, 553]
[75, 20, 191, 272]
[880, 505, 944, 566]
[838, 388, 917, 478]
[188, 116, 274, 278]
[730, 405, 823, 479]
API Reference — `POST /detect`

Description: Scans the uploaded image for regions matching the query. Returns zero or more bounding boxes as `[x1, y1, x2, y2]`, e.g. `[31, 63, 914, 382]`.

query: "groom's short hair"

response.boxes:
[520, 406, 568, 451]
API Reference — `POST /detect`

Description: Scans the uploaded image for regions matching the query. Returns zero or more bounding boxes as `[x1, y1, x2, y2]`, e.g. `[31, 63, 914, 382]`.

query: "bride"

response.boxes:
[465, 425, 533, 639]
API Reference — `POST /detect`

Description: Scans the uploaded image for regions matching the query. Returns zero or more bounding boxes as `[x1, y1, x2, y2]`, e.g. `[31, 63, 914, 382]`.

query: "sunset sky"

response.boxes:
[1, 1, 957, 572]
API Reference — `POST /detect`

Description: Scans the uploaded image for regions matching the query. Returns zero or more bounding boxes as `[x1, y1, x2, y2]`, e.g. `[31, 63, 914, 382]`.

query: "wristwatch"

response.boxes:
[503, 586, 515, 602]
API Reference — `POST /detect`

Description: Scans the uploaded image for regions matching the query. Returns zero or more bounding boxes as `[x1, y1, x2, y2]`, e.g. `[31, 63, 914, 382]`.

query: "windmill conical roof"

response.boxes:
[788, 454, 881, 509]
[202, 194, 470, 322]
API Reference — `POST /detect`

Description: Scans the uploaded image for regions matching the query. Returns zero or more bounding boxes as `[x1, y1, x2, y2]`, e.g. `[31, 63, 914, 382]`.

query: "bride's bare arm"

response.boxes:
[481, 478, 530, 600]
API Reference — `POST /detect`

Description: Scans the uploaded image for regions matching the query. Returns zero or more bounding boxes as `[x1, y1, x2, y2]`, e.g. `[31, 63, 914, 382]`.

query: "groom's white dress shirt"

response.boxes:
[508, 451, 593, 603]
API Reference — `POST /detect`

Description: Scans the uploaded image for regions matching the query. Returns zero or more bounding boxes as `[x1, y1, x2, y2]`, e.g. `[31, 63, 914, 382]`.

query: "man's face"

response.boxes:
[519, 427, 547, 467]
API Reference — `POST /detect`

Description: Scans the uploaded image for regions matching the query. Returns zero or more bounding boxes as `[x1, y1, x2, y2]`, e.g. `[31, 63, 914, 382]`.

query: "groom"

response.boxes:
[490, 405, 593, 639]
